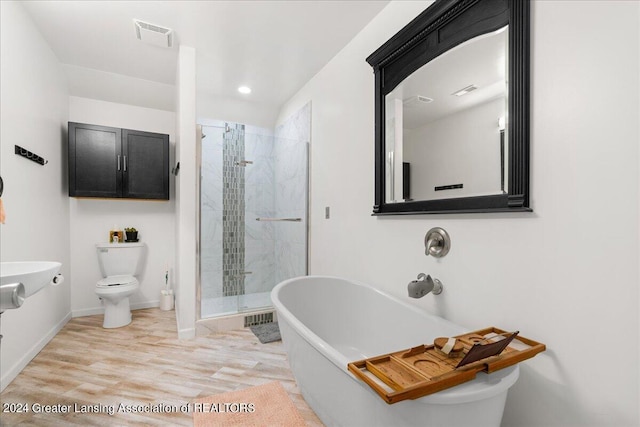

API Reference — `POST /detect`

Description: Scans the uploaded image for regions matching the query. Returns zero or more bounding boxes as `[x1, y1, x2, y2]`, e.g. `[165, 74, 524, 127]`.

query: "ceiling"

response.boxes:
[22, 0, 390, 112]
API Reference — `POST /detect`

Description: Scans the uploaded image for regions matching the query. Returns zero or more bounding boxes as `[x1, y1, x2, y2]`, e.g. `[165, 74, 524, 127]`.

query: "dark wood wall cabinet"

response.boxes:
[68, 122, 170, 200]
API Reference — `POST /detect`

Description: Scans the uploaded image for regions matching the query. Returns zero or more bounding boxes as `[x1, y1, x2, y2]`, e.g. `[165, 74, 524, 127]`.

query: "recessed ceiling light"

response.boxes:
[238, 86, 252, 94]
[452, 84, 478, 97]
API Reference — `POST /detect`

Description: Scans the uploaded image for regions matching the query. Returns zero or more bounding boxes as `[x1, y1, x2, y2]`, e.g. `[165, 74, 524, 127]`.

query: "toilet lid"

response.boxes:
[97, 275, 137, 287]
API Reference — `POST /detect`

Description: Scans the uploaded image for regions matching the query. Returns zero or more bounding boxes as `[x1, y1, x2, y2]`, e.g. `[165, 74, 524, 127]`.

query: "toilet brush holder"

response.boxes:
[160, 290, 174, 311]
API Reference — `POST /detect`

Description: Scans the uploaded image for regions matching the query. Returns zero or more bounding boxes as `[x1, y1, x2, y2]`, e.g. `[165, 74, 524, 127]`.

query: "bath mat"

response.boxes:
[250, 322, 281, 344]
[192, 381, 306, 427]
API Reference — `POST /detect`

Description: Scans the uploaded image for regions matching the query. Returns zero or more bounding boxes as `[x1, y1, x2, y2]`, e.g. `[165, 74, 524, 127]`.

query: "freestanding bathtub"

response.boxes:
[271, 276, 519, 427]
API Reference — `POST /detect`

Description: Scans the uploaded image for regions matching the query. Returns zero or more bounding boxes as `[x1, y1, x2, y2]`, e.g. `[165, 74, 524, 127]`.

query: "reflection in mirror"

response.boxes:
[385, 25, 508, 203]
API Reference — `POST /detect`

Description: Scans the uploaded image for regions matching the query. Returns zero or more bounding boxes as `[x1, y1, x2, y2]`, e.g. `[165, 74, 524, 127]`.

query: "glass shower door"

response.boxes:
[240, 132, 308, 312]
[233, 125, 271, 313]
[199, 123, 308, 319]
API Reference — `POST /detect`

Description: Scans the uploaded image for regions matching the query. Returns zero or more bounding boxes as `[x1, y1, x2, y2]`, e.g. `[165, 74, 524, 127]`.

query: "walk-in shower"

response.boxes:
[197, 119, 308, 320]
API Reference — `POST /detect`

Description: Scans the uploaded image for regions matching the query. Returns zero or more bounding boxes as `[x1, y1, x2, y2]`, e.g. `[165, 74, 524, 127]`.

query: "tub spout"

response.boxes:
[408, 273, 443, 298]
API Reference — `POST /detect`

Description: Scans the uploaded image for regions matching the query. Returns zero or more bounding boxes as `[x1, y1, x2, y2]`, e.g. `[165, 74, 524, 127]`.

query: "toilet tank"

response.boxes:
[96, 242, 145, 277]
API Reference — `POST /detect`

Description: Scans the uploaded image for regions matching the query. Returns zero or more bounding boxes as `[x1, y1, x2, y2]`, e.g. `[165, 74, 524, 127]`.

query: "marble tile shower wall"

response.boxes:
[244, 128, 276, 296]
[274, 102, 311, 284]
[200, 126, 224, 300]
[200, 124, 276, 300]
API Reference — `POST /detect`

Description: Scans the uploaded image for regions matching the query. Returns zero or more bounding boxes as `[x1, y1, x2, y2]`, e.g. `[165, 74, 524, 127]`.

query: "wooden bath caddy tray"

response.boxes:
[347, 327, 545, 404]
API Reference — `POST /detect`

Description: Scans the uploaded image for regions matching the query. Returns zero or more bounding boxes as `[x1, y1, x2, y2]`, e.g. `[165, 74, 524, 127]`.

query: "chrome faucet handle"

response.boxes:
[425, 236, 442, 256]
[424, 227, 451, 258]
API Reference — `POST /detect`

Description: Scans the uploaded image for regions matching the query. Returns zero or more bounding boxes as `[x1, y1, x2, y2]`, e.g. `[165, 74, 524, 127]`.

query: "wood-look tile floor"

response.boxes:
[0, 308, 324, 426]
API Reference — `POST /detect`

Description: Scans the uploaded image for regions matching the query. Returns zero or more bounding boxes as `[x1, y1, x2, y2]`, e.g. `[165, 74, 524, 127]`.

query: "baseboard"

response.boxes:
[174, 301, 195, 339]
[131, 300, 159, 310]
[71, 300, 160, 318]
[0, 312, 71, 392]
[178, 327, 196, 339]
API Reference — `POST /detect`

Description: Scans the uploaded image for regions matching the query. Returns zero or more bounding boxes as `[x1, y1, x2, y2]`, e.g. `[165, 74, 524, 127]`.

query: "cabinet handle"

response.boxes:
[123, 156, 127, 172]
[117, 155, 121, 171]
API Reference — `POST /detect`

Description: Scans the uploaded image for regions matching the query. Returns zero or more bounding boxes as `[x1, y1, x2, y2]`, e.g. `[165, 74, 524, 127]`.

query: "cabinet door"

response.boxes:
[122, 129, 169, 200]
[69, 122, 122, 197]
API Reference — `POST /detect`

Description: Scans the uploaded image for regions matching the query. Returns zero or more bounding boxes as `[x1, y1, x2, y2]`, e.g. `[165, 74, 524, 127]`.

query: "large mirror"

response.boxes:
[368, 0, 530, 215]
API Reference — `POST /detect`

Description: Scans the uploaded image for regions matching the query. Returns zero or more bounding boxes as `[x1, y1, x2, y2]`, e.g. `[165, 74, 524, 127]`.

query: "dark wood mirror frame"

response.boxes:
[367, 0, 530, 215]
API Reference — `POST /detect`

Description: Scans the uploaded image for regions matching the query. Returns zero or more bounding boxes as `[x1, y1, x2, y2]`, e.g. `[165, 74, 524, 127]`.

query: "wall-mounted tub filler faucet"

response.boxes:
[408, 273, 443, 298]
[425, 227, 451, 258]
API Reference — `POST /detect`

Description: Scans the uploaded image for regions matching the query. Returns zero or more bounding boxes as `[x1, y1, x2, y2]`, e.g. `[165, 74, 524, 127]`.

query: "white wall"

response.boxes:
[277, 1, 639, 426]
[65, 64, 176, 113]
[0, 1, 70, 391]
[175, 46, 197, 338]
[197, 91, 278, 130]
[67, 97, 176, 316]
[404, 97, 504, 200]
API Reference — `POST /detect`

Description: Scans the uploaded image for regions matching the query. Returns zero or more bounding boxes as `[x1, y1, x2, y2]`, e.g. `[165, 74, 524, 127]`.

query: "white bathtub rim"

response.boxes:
[271, 275, 519, 405]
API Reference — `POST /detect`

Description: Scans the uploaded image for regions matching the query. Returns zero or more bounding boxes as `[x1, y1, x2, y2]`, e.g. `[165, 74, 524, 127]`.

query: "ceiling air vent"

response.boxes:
[403, 95, 434, 108]
[451, 84, 478, 97]
[133, 19, 173, 48]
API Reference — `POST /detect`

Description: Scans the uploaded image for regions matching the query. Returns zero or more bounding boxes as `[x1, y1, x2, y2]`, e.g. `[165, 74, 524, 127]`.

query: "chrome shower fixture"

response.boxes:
[424, 227, 451, 258]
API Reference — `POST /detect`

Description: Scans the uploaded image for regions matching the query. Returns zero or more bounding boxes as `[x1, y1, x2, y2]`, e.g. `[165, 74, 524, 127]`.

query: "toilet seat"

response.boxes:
[96, 275, 138, 288]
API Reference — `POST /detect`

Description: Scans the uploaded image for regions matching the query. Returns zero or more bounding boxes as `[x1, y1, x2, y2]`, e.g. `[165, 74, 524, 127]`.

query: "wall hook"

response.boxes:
[15, 145, 47, 166]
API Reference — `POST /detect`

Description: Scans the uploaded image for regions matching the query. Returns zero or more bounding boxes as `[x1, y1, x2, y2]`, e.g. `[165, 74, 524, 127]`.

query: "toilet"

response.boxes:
[95, 242, 145, 328]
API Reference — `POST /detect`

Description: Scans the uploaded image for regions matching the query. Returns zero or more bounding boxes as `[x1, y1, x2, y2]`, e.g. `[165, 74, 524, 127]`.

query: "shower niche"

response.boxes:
[198, 118, 309, 320]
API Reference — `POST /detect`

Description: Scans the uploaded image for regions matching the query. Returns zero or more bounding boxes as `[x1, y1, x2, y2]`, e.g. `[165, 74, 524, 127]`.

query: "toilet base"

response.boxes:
[102, 297, 133, 328]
